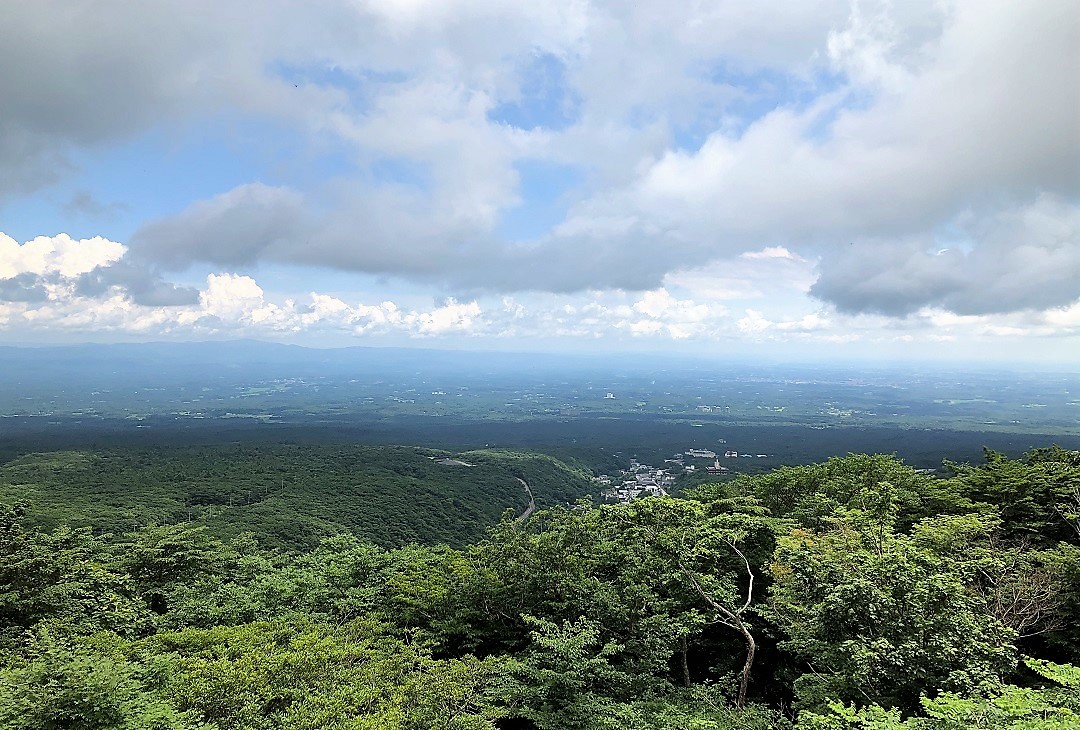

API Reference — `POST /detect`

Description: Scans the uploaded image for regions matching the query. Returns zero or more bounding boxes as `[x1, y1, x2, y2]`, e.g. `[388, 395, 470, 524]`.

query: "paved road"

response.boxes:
[515, 477, 536, 522]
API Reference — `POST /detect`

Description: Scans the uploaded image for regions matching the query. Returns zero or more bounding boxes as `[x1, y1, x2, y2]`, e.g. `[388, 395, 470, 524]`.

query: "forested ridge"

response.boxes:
[3, 447, 1080, 728]
[0, 446, 591, 549]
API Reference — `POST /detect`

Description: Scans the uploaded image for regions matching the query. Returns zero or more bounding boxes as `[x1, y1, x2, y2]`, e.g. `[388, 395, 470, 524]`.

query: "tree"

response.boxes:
[796, 657, 1080, 729]
[768, 507, 1017, 711]
[734, 454, 952, 531]
[0, 630, 198, 730]
[673, 528, 758, 709]
[910, 516, 1069, 640]
[0, 502, 147, 647]
[946, 448, 1080, 546]
[129, 618, 506, 729]
[110, 523, 226, 616]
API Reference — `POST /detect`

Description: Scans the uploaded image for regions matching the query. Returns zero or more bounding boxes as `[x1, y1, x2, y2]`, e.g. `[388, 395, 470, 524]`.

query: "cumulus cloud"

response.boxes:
[129, 181, 504, 281]
[737, 309, 773, 336]
[111, 0, 1078, 314]
[531, 288, 725, 340]
[407, 299, 483, 335]
[200, 274, 272, 321]
[0, 232, 125, 278]
[0, 233, 196, 308]
[740, 247, 803, 262]
[187, 275, 487, 337]
[0, 1, 353, 199]
[0, 238, 738, 342]
[546, 0, 1079, 306]
[1, 0, 1077, 327]
[75, 263, 199, 307]
[4, 237, 1080, 354]
[664, 246, 818, 305]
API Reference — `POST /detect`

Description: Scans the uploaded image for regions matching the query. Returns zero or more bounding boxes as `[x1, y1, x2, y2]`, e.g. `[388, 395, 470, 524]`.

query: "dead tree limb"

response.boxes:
[679, 539, 757, 709]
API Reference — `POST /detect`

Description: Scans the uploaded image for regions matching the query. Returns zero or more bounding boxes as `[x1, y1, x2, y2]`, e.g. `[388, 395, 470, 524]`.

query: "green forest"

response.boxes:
[0, 446, 591, 549]
[3, 446, 1080, 728]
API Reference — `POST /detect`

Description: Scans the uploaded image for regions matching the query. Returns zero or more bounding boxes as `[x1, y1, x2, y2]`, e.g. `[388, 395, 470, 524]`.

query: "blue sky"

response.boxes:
[0, 0, 1077, 363]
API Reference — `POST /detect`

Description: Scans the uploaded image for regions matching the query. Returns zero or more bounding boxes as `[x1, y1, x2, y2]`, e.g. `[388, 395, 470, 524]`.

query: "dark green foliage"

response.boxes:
[0, 503, 148, 649]
[945, 446, 1080, 545]
[2, 446, 1079, 729]
[0, 445, 590, 550]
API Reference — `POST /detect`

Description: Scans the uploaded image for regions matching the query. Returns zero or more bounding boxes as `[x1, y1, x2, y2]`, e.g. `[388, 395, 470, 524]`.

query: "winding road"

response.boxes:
[515, 477, 536, 522]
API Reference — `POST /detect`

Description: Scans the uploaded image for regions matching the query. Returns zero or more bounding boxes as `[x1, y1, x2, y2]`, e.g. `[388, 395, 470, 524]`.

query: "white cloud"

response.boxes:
[0, 233, 125, 279]
[201, 273, 266, 318]
[665, 248, 817, 304]
[4, 227, 1075, 356]
[776, 313, 830, 332]
[740, 246, 803, 262]
[632, 289, 708, 321]
[548, 0, 1079, 307]
[811, 195, 1080, 315]
[1, 0, 1078, 354]
[405, 298, 483, 335]
[1043, 302, 1080, 330]
[737, 309, 773, 335]
[36, 3, 1080, 308]
[628, 319, 663, 336]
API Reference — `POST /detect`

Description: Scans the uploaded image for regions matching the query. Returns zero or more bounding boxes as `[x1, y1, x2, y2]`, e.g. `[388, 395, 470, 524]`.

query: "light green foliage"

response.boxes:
[131, 619, 505, 730]
[769, 510, 1017, 709]
[0, 630, 202, 730]
[1, 446, 1079, 729]
[643, 687, 793, 730]
[504, 615, 635, 728]
[732, 454, 963, 531]
[0, 503, 148, 648]
[796, 658, 1080, 729]
[1024, 657, 1080, 688]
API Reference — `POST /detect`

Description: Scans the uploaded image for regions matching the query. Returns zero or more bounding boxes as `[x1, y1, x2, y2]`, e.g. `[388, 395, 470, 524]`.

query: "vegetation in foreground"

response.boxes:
[2, 446, 1080, 728]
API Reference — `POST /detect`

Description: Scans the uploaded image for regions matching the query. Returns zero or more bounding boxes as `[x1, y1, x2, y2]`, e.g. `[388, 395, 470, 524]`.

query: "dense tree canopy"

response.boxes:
[1, 446, 1079, 728]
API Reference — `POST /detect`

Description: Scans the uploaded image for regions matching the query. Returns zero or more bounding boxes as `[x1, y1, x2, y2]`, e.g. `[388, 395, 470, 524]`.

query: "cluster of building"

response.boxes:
[597, 444, 773, 504]
[685, 448, 715, 458]
[677, 447, 768, 470]
[596, 458, 675, 503]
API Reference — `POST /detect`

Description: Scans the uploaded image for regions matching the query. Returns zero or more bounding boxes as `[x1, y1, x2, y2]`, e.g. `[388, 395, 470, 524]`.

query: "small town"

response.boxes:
[597, 446, 772, 503]
[596, 458, 676, 502]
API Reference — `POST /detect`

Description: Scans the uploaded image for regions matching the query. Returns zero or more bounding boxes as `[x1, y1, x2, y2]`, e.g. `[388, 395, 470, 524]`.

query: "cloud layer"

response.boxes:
[0, 0, 1077, 352]
[3, 234, 1080, 359]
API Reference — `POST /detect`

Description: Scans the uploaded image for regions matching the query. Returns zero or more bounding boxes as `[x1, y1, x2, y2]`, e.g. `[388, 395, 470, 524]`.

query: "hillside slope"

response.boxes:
[0, 444, 592, 549]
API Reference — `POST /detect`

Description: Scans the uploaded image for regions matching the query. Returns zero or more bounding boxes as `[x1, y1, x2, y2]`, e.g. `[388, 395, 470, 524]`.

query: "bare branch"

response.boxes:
[724, 537, 756, 616]
[678, 554, 757, 709]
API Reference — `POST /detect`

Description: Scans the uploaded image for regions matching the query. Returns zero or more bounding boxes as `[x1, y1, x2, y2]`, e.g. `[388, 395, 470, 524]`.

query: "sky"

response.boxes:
[0, 0, 1077, 363]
